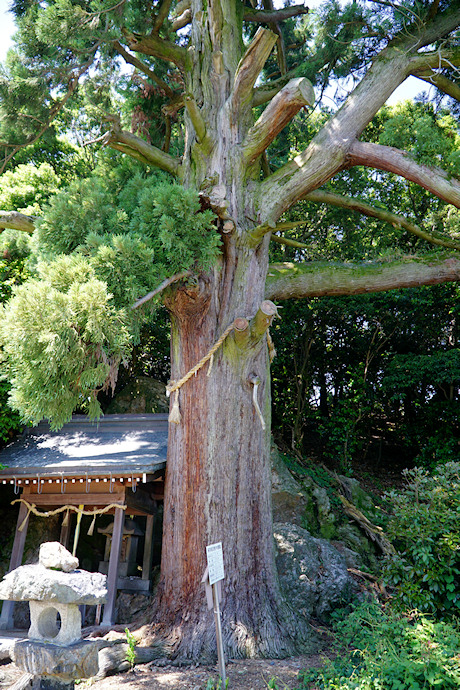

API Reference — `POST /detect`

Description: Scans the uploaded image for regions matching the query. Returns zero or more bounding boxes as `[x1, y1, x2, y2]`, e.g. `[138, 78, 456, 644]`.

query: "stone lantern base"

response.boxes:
[13, 639, 99, 689]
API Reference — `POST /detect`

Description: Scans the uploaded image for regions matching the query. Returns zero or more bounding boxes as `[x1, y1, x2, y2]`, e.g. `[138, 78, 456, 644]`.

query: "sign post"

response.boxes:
[205, 542, 226, 685]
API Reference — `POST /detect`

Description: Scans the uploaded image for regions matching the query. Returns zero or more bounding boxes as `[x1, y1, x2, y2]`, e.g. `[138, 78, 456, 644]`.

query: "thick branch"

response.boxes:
[172, 9, 192, 31]
[244, 5, 308, 23]
[243, 78, 314, 165]
[349, 141, 460, 208]
[265, 258, 460, 302]
[409, 48, 460, 73]
[262, 0, 287, 75]
[305, 189, 460, 250]
[271, 235, 308, 249]
[417, 6, 460, 49]
[230, 28, 278, 112]
[252, 300, 279, 336]
[113, 41, 174, 98]
[184, 95, 207, 143]
[252, 71, 296, 107]
[126, 32, 188, 69]
[409, 48, 460, 101]
[251, 219, 311, 245]
[0, 211, 37, 234]
[257, 10, 460, 222]
[106, 129, 181, 176]
[413, 72, 460, 102]
[152, 0, 174, 34]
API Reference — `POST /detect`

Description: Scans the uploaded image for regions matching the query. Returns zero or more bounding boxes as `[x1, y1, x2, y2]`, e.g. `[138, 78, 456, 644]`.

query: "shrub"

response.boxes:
[384, 463, 460, 618]
[298, 601, 460, 689]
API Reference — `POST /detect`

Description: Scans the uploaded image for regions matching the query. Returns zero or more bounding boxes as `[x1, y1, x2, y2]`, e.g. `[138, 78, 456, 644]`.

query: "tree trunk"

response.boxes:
[138, 0, 315, 659]
[151, 247, 312, 660]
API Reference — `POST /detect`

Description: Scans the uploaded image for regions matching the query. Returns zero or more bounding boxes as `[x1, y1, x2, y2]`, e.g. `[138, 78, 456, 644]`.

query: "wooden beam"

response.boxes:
[102, 506, 125, 626]
[20, 492, 126, 507]
[0, 501, 30, 629]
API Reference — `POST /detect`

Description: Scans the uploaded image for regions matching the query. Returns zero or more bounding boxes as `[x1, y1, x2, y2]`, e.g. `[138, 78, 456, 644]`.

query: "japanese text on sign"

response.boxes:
[206, 542, 225, 586]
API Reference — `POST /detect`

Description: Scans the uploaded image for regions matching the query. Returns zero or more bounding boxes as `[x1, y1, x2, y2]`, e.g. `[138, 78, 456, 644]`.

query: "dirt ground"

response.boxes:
[0, 654, 325, 690]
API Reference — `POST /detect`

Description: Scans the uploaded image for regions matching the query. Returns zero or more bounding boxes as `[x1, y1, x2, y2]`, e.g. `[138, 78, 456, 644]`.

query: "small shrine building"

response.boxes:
[0, 413, 167, 629]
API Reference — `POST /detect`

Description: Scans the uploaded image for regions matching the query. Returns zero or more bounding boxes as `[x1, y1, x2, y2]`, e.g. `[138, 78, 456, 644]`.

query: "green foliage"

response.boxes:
[1, 167, 221, 428]
[0, 163, 60, 214]
[384, 463, 460, 619]
[271, 285, 460, 470]
[34, 177, 118, 255]
[298, 601, 460, 689]
[0, 378, 21, 444]
[135, 182, 219, 275]
[379, 103, 460, 176]
[0, 255, 132, 428]
[0, 232, 31, 445]
[124, 627, 137, 669]
[317, 372, 369, 473]
[35, 173, 220, 279]
[204, 677, 228, 690]
[84, 232, 157, 309]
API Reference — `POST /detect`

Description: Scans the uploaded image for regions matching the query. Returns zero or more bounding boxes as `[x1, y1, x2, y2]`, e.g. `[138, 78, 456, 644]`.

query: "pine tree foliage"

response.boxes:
[1, 166, 220, 427]
[0, 163, 60, 215]
[0, 255, 131, 428]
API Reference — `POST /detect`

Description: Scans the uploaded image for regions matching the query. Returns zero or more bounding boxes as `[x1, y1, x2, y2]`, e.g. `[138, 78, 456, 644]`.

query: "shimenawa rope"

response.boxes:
[166, 321, 237, 424]
[165, 319, 277, 425]
[12, 499, 127, 533]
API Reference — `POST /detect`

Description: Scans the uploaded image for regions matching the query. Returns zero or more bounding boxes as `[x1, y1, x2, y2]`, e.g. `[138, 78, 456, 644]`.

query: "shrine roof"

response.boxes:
[0, 414, 168, 483]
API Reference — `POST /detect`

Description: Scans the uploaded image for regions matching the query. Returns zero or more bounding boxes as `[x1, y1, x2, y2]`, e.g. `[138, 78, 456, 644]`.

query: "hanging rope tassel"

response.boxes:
[87, 513, 97, 536]
[267, 330, 276, 363]
[18, 506, 32, 532]
[62, 509, 70, 527]
[250, 376, 266, 430]
[72, 505, 84, 557]
[168, 389, 182, 425]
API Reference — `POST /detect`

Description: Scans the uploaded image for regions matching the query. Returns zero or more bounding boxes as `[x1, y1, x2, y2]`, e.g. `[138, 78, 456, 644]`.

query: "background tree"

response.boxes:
[0, 0, 460, 660]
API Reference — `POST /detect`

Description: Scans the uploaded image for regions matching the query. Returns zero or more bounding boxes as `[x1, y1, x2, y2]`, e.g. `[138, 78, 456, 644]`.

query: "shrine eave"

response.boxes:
[0, 413, 168, 484]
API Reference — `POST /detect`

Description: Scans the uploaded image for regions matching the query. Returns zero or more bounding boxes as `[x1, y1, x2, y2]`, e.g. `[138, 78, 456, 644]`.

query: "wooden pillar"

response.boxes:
[142, 514, 154, 581]
[101, 507, 125, 626]
[59, 511, 72, 549]
[0, 500, 30, 629]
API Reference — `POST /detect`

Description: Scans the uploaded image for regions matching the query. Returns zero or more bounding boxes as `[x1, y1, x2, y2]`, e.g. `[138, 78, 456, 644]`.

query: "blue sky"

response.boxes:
[0, 0, 427, 104]
[0, 0, 15, 62]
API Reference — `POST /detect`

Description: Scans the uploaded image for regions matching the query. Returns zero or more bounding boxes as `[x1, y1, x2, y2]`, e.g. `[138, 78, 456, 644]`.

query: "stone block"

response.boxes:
[28, 601, 81, 646]
[39, 543, 79, 573]
[274, 522, 354, 621]
[12, 639, 99, 681]
[0, 565, 107, 605]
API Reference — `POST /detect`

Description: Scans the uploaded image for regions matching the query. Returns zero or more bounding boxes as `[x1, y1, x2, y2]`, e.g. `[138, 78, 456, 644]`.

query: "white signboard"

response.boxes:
[206, 542, 225, 586]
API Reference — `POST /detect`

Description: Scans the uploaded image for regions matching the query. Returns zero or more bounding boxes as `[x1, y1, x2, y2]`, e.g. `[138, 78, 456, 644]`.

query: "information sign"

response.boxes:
[206, 542, 225, 586]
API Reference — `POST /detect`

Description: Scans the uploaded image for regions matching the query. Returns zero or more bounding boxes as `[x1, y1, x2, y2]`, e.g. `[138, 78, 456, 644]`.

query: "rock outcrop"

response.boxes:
[274, 522, 354, 621]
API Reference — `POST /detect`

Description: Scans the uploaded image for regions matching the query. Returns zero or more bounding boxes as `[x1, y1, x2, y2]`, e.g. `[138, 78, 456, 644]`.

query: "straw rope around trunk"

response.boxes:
[165, 317, 277, 424]
[165, 321, 237, 424]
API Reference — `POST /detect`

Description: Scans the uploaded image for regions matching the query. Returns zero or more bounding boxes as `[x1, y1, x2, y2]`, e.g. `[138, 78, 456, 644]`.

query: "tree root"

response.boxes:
[338, 495, 395, 557]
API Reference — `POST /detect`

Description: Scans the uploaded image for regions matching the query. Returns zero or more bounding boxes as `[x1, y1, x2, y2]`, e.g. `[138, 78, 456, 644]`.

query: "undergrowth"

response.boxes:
[298, 600, 460, 690]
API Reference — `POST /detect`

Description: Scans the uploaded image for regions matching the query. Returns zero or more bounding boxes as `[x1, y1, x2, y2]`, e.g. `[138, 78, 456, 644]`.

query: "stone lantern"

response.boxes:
[98, 517, 144, 578]
[0, 542, 107, 690]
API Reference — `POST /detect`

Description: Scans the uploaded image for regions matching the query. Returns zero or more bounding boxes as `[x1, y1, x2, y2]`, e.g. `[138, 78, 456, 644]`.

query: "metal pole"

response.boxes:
[212, 582, 226, 685]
